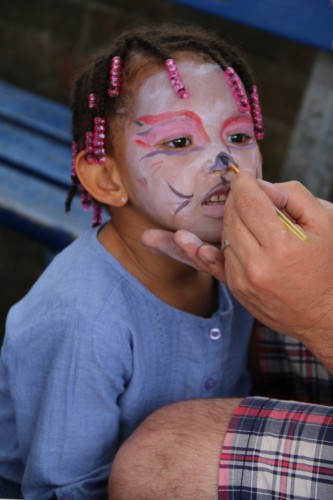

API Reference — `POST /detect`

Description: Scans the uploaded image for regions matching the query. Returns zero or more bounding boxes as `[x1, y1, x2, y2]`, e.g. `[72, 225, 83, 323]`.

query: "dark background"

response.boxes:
[0, 0, 324, 338]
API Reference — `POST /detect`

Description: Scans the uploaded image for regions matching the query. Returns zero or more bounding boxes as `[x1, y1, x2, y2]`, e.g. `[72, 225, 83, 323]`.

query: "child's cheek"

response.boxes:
[136, 177, 148, 190]
[232, 147, 262, 178]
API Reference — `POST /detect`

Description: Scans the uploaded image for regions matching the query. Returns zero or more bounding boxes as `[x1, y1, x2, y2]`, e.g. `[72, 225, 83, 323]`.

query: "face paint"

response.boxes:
[114, 59, 262, 242]
[132, 111, 209, 160]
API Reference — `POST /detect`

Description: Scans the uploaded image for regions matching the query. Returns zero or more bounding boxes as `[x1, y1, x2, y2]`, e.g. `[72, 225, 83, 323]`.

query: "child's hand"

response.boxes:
[141, 229, 226, 280]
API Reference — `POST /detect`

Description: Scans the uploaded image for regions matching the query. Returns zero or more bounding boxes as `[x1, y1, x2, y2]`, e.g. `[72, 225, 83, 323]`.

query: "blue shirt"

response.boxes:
[0, 228, 253, 499]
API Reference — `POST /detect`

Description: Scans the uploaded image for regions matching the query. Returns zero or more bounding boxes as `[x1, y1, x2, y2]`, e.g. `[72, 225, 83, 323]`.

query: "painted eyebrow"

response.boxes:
[222, 116, 254, 129]
[135, 110, 210, 141]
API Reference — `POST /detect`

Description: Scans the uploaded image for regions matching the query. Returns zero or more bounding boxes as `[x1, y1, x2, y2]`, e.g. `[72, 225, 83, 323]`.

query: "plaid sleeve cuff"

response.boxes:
[219, 396, 333, 499]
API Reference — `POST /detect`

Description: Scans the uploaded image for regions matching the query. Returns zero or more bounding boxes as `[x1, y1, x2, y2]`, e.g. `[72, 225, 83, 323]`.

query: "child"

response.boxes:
[0, 23, 264, 499]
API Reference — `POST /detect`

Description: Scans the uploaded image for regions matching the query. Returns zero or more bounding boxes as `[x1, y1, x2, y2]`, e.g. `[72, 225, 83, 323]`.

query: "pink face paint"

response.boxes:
[132, 111, 209, 149]
[134, 139, 151, 149]
[137, 177, 148, 189]
[221, 116, 255, 149]
[117, 60, 262, 243]
[136, 110, 210, 139]
[150, 160, 164, 169]
[131, 111, 209, 165]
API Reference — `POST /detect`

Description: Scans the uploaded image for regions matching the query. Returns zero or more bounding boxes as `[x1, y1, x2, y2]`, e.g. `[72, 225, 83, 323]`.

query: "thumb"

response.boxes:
[273, 180, 323, 229]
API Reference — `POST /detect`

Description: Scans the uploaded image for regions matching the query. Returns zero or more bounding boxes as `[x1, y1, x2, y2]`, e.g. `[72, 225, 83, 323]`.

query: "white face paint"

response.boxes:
[114, 59, 262, 242]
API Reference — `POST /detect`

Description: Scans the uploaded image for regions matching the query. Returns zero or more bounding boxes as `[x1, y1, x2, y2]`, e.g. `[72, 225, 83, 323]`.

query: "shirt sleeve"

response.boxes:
[219, 396, 333, 499]
[1, 307, 133, 500]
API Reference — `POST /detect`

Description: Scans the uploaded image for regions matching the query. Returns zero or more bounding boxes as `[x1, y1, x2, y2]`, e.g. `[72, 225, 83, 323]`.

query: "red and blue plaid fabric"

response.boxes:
[219, 396, 333, 499]
[218, 325, 333, 498]
[253, 323, 333, 404]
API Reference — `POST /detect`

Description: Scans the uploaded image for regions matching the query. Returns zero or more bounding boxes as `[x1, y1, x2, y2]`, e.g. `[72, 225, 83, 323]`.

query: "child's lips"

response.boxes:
[202, 193, 227, 205]
[201, 183, 229, 218]
[201, 183, 229, 205]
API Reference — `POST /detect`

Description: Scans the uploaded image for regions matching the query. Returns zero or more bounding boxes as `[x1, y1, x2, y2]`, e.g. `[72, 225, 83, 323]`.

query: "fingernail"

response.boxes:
[198, 245, 219, 264]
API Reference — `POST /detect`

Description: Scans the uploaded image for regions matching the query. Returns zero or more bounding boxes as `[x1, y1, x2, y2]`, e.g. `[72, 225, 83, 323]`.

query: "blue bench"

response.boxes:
[171, 0, 333, 52]
[0, 80, 91, 251]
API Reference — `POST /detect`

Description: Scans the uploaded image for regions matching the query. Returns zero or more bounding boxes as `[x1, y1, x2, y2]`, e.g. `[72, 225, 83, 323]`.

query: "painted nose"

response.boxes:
[209, 152, 232, 174]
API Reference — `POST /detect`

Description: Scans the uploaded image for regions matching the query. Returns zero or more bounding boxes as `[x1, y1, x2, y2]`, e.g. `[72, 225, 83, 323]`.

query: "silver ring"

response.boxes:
[222, 239, 231, 251]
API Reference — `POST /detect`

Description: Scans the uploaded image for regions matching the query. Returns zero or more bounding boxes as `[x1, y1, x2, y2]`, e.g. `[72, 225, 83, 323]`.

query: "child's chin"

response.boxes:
[189, 225, 223, 245]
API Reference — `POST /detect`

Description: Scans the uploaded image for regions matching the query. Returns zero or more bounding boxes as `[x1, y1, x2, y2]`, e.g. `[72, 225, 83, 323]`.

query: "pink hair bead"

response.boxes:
[224, 67, 250, 113]
[85, 131, 95, 165]
[92, 116, 106, 164]
[108, 56, 123, 97]
[88, 93, 98, 109]
[164, 59, 189, 99]
[92, 202, 103, 226]
[249, 85, 264, 140]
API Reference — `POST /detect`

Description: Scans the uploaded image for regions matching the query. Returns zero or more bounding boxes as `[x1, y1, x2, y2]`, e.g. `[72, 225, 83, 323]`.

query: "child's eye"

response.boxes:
[164, 137, 192, 148]
[227, 133, 253, 145]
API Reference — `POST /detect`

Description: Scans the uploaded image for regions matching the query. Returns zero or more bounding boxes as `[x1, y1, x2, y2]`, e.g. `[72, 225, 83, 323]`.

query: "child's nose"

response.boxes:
[208, 151, 231, 175]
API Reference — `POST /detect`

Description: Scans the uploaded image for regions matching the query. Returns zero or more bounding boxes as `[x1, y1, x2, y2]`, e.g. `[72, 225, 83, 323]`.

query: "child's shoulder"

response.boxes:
[7, 228, 132, 327]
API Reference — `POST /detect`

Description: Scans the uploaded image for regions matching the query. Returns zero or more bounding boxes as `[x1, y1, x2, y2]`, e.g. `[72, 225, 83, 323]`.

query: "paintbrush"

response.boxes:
[220, 153, 308, 242]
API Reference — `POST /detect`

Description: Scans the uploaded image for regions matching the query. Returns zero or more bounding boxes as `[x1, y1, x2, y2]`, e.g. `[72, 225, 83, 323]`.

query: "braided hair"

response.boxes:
[66, 23, 264, 226]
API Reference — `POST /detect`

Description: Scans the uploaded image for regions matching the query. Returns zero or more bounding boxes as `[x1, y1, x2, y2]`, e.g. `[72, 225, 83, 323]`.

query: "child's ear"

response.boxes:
[75, 150, 128, 207]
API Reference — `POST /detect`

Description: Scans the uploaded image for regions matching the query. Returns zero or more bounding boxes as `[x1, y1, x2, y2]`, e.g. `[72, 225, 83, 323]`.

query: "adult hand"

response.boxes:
[142, 173, 333, 372]
[220, 172, 333, 372]
[141, 178, 290, 281]
[141, 228, 213, 272]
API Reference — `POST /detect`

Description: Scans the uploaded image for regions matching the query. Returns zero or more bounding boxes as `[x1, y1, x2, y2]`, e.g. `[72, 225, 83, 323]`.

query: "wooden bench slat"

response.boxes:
[0, 119, 70, 188]
[0, 160, 91, 249]
[0, 80, 88, 251]
[0, 80, 71, 144]
[170, 0, 333, 51]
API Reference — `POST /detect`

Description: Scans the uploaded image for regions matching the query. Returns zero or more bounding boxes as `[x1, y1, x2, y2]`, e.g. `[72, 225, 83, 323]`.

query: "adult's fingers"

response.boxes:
[257, 179, 288, 209]
[223, 176, 275, 253]
[141, 229, 201, 269]
[272, 180, 327, 230]
[175, 230, 226, 279]
[225, 173, 308, 250]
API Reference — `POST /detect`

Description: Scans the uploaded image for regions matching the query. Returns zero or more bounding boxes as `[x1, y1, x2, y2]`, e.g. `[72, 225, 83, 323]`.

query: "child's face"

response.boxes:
[113, 58, 262, 242]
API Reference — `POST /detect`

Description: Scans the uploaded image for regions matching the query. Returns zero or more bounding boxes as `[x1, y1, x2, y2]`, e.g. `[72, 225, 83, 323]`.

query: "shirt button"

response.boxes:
[209, 327, 222, 340]
[205, 377, 217, 390]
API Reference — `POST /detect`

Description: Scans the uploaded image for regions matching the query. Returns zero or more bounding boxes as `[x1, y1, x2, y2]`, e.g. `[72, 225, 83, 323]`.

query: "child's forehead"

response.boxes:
[132, 59, 229, 115]
[141, 58, 222, 88]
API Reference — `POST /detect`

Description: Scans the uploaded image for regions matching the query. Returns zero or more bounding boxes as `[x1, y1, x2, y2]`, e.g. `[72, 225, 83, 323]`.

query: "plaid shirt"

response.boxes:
[219, 324, 333, 499]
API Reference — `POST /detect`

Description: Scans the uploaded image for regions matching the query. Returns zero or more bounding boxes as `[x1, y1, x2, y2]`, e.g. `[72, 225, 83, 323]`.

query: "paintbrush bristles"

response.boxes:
[229, 163, 240, 174]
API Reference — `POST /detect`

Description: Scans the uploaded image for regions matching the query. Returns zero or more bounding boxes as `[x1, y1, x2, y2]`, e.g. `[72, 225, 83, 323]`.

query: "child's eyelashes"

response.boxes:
[226, 132, 254, 145]
[162, 136, 192, 149]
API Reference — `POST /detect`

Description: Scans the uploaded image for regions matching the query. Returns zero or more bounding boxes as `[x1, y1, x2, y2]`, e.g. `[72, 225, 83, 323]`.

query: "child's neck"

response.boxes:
[98, 220, 219, 318]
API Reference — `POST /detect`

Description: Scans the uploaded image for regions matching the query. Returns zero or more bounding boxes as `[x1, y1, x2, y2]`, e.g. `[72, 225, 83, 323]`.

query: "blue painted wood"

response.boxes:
[0, 80, 71, 144]
[0, 79, 90, 250]
[0, 160, 91, 249]
[0, 118, 70, 188]
[170, 0, 333, 51]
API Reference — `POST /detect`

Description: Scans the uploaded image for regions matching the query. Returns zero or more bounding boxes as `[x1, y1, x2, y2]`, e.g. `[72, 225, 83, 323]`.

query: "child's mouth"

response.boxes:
[201, 185, 229, 218]
[201, 183, 229, 205]
[202, 193, 226, 205]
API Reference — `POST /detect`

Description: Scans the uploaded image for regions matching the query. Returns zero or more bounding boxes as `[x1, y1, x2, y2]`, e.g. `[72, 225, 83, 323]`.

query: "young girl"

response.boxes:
[0, 23, 264, 499]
